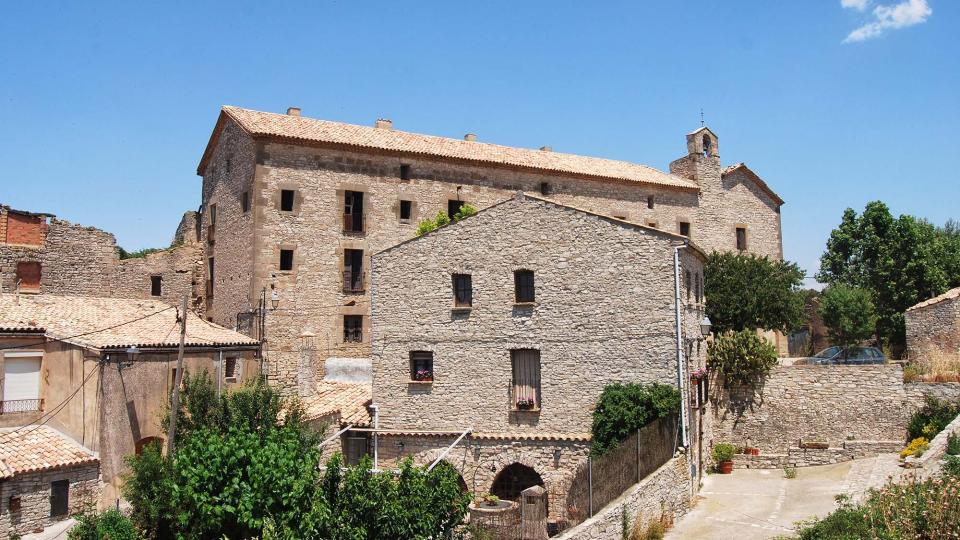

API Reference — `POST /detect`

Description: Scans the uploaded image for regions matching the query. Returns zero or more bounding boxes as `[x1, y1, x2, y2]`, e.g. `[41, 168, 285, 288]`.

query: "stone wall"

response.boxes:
[555, 452, 691, 540]
[905, 288, 960, 362]
[0, 463, 100, 539]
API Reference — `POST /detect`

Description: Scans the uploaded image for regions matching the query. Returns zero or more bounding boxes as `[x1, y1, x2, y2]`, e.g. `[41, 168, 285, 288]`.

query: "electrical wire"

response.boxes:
[0, 360, 100, 438]
[0, 305, 176, 352]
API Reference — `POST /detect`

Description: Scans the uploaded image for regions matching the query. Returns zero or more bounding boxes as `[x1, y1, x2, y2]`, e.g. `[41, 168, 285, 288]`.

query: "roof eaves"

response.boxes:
[722, 163, 785, 206]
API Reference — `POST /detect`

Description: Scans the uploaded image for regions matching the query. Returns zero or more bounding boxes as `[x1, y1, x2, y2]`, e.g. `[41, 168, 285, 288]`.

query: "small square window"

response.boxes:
[647, 221, 658, 229]
[241, 191, 250, 213]
[400, 200, 412, 222]
[150, 275, 162, 297]
[410, 351, 434, 382]
[279, 249, 294, 271]
[540, 182, 552, 195]
[736, 227, 747, 251]
[647, 196, 655, 209]
[515, 270, 535, 303]
[452, 274, 472, 307]
[280, 190, 295, 212]
[679, 222, 690, 237]
[8, 495, 22, 513]
[400, 164, 411, 181]
[224, 357, 238, 382]
[344, 315, 363, 343]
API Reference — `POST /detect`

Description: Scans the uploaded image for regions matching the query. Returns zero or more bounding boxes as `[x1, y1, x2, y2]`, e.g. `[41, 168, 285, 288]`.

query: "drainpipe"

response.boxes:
[370, 403, 379, 470]
[673, 244, 690, 448]
[216, 350, 223, 397]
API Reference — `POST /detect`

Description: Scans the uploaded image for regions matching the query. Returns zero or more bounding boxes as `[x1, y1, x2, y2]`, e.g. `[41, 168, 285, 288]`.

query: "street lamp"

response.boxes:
[699, 316, 712, 339]
[270, 290, 280, 310]
[122, 346, 139, 368]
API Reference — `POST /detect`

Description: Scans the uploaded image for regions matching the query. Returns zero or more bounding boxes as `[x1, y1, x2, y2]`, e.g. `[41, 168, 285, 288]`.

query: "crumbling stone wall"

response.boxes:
[905, 289, 960, 362]
[0, 462, 100, 539]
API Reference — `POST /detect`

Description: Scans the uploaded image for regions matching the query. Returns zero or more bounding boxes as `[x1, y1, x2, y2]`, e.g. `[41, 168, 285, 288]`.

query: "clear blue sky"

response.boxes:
[1, 1, 957, 285]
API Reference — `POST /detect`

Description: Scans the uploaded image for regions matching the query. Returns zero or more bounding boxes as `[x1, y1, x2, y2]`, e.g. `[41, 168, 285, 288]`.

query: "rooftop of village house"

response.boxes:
[907, 286, 960, 312]
[0, 426, 98, 479]
[0, 293, 259, 350]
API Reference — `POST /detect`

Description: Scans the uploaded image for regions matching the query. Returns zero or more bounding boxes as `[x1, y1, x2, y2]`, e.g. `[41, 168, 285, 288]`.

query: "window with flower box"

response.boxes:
[409, 351, 434, 382]
[511, 349, 540, 411]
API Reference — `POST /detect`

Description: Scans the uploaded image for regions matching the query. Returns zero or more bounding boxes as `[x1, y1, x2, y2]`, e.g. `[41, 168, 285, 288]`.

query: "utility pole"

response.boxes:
[167, 295, 188, 456]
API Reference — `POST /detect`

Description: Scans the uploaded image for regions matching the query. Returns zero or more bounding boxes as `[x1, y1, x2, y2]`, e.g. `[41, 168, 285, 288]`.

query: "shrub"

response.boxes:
[414, 204, 477, 236]
[68, 509, 141, 540]
[900, 437, 929, 459]
[711, 443, 736, 464]
[947, 433, 960, 456]
[707, 330, 778, 387]
[590, 383, 680, 455]
[788, 495, 874, 540]
[783, 466, 797, 479]
[907, 396, 960, 441]
[944, 455, 960, 478]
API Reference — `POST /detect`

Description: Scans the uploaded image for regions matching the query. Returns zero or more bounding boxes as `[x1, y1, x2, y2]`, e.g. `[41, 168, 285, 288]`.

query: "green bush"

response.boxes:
[707, 330, 778, 387]
[414, 204, 477, 236]
[590, 383, 680, 455]
[944, 455, 960, 478]
[711, 443, 735, 464]
[907, 396, 960, 441]
[788, 495, 874, 540]
[68, 509, 141, 540]
[947, 433, 960, 456]
[704, 251, 805, 334]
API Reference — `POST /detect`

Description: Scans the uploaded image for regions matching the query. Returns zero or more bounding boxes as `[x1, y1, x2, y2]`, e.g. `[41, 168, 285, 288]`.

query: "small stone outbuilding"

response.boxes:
[906, 287, 960, 363]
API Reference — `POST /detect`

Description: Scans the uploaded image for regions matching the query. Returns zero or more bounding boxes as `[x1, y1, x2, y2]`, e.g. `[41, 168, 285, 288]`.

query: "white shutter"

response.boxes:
[3, 354, 42, 401]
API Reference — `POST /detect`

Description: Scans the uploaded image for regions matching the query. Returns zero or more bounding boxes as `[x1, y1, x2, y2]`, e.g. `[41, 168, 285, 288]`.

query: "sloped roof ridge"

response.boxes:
[907, 286, 960, 312]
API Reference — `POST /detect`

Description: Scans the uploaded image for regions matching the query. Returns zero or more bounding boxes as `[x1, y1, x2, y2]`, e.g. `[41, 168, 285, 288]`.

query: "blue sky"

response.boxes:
[1, 1, 956, 285]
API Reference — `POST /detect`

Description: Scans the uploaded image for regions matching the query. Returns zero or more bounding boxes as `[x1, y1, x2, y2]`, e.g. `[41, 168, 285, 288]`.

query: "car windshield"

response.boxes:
[814, 346, 842, 359]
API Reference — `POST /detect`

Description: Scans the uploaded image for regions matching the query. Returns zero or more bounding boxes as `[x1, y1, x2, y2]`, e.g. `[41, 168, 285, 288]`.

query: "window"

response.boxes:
[241, 191, 250, 213]
[344, 191, 364, 233]
[647, 196, 655, 209]
[400, 164, 411, 181]
[695, 273, 702, 303]
[343, 249, 364, 292]
[452, 274, 472, 307]
[209, 203, 217, 225]
[50, 479, 69, 517]
[515, 270, 535, 303]
[280, 189, 295, 212]
[344, 435, 369, 465]
[2, 352, 42, 413]
[16, 261, 41, 291]
[224, 357, 238, 382]
[399, 200, 412, 222]
[410, 351, 434, 382]
[448, 199, 464, 218]
[150, 275, 162, 297]
[647, 221, 657, 229]
[344, 315, 363, 343]
[511, 350, 541, 410]
[279, 249, 294, 271]
[679, 221, 690, 237]
[540, 182, 552, 195]
[207, 203, 217, 245]
[736, 227, 747, 251]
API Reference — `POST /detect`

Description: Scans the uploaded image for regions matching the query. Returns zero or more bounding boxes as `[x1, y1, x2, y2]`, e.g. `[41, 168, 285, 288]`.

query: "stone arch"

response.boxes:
[490, 463, 545, 503]
[702, 134, 712, 157]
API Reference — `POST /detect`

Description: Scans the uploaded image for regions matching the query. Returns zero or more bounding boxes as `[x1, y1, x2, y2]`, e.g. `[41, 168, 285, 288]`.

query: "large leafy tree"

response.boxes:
[704, 252, 805, 334]
[819, 284, 877, 349]
[817, 202, 956, 351]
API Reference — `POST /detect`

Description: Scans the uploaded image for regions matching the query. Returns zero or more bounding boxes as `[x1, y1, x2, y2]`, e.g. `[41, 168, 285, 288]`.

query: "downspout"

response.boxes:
[370, 404, 379, 471]
[216, 350, 223, 397]
[673, 244, 690, 448]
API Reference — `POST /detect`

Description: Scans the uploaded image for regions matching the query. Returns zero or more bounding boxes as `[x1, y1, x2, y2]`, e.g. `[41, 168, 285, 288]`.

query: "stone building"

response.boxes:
[196, 106, 783, 392]
[0, 293, 260, 508]
[0, 204, 206, 311]
[906, 286, 960, 362]
[367, 194, 709, 525]
[1, 426, 100, 539]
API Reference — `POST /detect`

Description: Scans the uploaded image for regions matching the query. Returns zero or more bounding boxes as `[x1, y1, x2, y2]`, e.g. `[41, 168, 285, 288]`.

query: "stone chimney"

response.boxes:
[539, 146, 552, 152]
[286, 107, 301, 117]
[375, 118, 393, 130]
[464, 133, 477, 142]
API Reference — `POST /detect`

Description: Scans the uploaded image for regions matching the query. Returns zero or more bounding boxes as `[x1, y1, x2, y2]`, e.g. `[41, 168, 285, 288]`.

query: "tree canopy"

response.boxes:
[704, 251, 805, 334]
[819, 284, 877, 349]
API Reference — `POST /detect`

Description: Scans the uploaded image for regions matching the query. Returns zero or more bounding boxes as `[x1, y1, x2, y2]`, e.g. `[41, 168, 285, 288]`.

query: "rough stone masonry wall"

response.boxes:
[371, 196, 706, 435]
[905, 292, 960, 362]
[0, 463, 100, 540]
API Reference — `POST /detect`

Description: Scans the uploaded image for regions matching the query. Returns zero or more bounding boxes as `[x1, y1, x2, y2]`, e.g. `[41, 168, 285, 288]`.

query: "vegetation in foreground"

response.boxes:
[590, 382, 680, 456]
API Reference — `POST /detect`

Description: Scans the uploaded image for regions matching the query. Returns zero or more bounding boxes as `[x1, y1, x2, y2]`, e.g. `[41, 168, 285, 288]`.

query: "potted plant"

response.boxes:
[516, 398, 536, 410]
[483, 494, 500, 507]
[414, 369, 433, 382]
[713, 442, 736, 474]
[690, 367, 708, 381]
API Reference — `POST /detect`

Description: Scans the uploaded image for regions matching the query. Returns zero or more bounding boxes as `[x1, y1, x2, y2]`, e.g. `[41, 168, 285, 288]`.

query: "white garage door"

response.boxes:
[3, 353, 42, 401]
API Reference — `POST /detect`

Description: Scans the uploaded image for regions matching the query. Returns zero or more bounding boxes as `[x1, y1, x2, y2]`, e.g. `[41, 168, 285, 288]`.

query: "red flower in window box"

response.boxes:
[516, 398, 537, 410]
[415, 369, 433, 382]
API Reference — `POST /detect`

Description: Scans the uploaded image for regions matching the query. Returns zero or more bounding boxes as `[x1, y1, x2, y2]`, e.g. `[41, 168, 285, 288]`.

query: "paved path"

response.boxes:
[666, 455, 903, 540]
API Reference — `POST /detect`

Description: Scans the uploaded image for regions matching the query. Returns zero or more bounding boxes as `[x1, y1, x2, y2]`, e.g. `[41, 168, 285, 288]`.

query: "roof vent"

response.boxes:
[286, 107, 301, 117]
[375, 118, 393, 130]
[464, 133, 477, 142]
[539, 146, 552, 152]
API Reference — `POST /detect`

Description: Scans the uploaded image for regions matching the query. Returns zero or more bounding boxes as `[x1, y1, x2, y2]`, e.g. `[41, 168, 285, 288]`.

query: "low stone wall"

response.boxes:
[0, 463, 100, 539]
[555, 452, 691, 540]
[733, 441, 904, 469]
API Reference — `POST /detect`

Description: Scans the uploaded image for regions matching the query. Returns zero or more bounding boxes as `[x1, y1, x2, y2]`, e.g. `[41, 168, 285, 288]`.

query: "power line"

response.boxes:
[0, 360, 101, 439]
[0, 305, 176, 352]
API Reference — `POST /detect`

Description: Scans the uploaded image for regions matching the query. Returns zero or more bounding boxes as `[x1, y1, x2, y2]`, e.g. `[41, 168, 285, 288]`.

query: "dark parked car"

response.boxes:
[805, 346, 886, 365]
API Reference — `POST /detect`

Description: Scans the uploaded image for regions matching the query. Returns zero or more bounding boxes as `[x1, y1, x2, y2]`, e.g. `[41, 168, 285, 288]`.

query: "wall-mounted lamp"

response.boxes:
[699, 316, 712, 339]
[270, 290, 280, 310]
[395, 441, 405, 451]
[122, 346, 139, 368]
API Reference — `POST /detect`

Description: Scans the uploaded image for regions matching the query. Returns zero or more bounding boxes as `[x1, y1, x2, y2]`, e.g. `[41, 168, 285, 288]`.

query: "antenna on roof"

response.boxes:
[700, 109, 705, 127]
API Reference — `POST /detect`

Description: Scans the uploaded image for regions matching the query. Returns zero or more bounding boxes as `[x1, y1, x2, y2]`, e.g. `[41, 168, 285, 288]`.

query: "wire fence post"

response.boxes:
[636, 428, 642, 484]
[588, 457, 593, 518]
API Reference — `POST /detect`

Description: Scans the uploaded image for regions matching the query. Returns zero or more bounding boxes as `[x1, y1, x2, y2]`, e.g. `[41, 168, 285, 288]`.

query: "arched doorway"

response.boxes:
[490, 463, 544, 502]
[135, 436, 164, 455]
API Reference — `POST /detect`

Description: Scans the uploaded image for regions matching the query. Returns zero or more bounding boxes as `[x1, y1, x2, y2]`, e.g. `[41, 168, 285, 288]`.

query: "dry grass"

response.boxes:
[628, 513, 672, 540]
[907, 347, 960, 383]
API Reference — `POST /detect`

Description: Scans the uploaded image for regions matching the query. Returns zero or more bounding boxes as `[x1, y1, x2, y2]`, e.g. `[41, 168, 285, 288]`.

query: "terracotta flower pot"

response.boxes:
[719, 460, 734, 474]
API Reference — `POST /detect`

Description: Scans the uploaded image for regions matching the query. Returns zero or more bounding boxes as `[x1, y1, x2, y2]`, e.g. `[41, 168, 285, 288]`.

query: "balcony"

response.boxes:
[0, 398, 43, 414]
[342, 213, 366, 235]
[342, 271, 365, 293]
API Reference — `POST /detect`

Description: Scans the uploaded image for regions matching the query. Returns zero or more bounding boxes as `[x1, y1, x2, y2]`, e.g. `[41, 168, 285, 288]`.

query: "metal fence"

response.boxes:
[564, 414, 679, 528]
[0, 398, 43, 414]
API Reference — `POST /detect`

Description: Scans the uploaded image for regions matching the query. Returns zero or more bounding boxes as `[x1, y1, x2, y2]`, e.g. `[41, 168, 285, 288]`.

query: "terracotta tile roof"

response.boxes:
[471, 432, 592, 442]
[721, 163, 785, 206]
[0, 426, 98, 478]
[0, 293, 258, 350]
[302, 380, 372, 427]
[907, 286, 960, 312]
[201, 107, 698, 192]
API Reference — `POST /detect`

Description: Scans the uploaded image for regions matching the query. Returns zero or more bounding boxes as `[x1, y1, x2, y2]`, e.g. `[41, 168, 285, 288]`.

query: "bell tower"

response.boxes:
[669, 126, 721, 185]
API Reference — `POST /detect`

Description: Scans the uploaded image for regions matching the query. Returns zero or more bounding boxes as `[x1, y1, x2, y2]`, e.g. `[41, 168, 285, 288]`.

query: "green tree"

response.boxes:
[819, 284, 877, 349]
[707, 330, 778, 387]
[704, 252, 805, 334]
[590, 382, 680, 455]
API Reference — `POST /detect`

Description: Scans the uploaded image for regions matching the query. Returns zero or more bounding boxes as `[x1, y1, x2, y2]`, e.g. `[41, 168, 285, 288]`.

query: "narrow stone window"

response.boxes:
[224, 357, 238, 382]
[399, 200, 412, 223]
[695, 272, 702, 303]
[685, 271, 692, 302]
[511, 349, 541, 410]
[452, 274, 472, 307]
[206, 258, 215, 298]
[280, 189, 295, 212]
[343, 315, 363, 343]
[241, 191, 250, 213]
[703, 135, 712, 157]
[207, 204, 217, 245]
[679, 221, 690, 237]
[344, 191, 364, 233]
[400, 164, 411, 181]
[448, 199, 465, 218]
[736, 227, 747, 251]
[50, 479, 69, 517]
[514, 270, 535, 303]
[540, 182, 552, 195]
[647, 196, 655, 209]
[410, 351, 434, 382]
[279, 249, 294, 271]
[150, 275, 162, 297]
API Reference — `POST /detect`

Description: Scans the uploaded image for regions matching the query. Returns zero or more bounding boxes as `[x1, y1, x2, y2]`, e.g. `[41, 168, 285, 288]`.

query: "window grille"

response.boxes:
[514, 270, 535, 303]
[453, 274, 472, 307]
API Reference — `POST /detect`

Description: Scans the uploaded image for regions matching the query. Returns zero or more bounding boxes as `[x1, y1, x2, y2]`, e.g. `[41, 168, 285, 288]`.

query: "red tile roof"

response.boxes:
[0, 426, 98, 478]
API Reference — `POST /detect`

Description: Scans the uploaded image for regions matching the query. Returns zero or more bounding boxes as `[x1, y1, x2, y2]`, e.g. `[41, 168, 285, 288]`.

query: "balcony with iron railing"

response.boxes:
[343, 326, 363, 343]
[0, 398, 43, 414]
[342, 213, 366, 235]
[342, 271, 366, 293]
